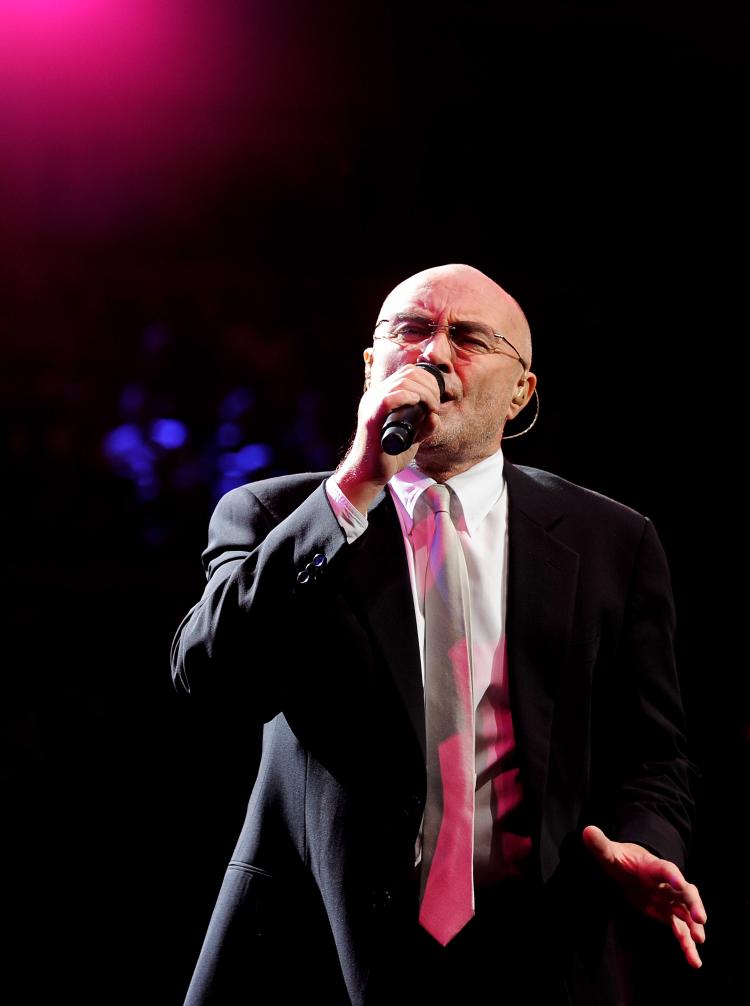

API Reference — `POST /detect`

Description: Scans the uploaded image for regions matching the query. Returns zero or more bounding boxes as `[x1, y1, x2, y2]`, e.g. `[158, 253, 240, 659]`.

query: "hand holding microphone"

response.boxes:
[380, 362, 446, 456]
[336, 362, 445, 516]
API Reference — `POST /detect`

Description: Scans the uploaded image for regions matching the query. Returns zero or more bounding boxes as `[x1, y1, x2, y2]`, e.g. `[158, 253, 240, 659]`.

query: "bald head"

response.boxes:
[363, 263, 538, 479]
[378, 263, 532, 367]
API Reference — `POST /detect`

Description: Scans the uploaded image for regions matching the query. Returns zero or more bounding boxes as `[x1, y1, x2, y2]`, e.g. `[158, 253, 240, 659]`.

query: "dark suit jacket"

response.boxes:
[171, 462, 694, 1005]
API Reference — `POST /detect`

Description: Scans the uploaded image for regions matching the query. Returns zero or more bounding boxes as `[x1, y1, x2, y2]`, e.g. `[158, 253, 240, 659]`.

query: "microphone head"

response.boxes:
[415, 362, 446, 401]
[381, 423, 413, 456]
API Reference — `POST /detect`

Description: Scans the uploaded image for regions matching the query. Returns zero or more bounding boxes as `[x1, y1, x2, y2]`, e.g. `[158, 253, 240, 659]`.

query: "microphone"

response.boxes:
[380, 363, 446, 456]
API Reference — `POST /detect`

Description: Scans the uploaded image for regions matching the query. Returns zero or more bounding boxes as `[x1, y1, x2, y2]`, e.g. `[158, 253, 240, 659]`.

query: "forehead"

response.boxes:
[379, 270, 505, 325]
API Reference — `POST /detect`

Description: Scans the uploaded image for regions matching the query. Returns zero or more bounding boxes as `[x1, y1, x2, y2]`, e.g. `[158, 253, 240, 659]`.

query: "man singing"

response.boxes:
[172, 264, 705, 1004]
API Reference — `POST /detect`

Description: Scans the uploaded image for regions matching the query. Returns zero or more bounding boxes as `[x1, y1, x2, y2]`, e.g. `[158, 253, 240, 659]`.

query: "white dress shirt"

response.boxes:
[326, 448, 531, 885]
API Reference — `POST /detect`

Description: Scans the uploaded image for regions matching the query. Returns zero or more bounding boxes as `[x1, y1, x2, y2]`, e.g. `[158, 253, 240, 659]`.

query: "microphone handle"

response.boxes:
[380, 363, 446, 456]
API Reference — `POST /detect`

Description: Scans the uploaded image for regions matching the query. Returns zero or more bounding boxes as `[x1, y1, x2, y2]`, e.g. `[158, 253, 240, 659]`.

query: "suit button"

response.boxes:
[312, 553, 327, 569]
[296, 570, 311, 585]
[372, 887, 393, 912]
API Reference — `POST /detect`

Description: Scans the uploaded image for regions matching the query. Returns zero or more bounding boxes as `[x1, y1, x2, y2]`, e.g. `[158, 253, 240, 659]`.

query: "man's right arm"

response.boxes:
[171, 361, 441, 720]
[170, 478, 347, 722]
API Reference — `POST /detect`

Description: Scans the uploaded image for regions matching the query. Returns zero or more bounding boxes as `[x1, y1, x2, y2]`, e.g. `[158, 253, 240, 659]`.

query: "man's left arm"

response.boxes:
[585, 517, 706, 966]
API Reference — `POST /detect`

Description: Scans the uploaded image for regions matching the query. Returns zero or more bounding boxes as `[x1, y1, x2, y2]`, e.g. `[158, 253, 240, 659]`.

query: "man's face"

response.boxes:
[366, 266, 533, 472]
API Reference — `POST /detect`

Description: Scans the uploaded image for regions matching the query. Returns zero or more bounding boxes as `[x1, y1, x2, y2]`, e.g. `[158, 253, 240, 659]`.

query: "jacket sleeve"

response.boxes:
[170, 479, 348, 723]
[603, 517, 695, 868]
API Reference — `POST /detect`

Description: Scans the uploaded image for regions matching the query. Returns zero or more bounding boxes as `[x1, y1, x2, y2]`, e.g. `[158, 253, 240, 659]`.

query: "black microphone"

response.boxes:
[380, 362, 446, 456]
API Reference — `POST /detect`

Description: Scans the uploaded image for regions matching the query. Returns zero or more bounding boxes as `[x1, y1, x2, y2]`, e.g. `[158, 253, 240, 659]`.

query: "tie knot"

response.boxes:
[422, 484, 451, 515]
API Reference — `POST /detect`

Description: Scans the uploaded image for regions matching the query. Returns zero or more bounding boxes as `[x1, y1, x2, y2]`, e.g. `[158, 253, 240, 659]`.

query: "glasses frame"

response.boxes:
[374, 315, 528, 371]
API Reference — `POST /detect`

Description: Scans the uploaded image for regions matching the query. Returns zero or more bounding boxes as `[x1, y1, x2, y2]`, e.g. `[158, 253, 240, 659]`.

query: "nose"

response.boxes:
[416, 325, 454, 374]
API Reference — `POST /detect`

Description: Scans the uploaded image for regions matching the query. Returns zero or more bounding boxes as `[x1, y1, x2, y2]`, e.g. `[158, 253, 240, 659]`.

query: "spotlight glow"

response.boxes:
[0, 0, 254, 239]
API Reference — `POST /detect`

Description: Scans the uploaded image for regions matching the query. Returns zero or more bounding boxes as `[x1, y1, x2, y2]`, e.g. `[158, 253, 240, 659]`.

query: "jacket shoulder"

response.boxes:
[214, 472, 332, 526]
[509, 463, 648, 531]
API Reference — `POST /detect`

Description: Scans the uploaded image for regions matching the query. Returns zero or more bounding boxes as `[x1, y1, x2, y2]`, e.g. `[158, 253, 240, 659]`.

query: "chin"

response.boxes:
[418, 420, 502, 469]
[418, 426, 452, 452]
[417, 429, 465, 462]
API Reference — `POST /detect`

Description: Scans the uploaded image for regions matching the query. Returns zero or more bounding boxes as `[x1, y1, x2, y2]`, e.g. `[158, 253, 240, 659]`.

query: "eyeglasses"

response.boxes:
[373, 315, 528, 369]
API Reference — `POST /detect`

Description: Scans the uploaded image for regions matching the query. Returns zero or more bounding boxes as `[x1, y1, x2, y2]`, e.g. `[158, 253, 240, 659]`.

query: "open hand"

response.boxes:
[582, 824, 706, 968]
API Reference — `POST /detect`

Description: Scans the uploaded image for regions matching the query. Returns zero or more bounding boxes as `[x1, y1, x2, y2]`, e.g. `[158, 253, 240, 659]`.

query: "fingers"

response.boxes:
[665, 893, 707, 947]
[684, 881, 707, 925]
[673, 879, 707, 926]
[378, 383, 438, 418]
[365, 371, 441, 429]
[413, 409, 440, 445]
[387, 364, 443, 406]
[651, 867, 707, 927]
[671, 913, 703, 969]
[646, 854, 685, 886]
[395, 367, 443, 414]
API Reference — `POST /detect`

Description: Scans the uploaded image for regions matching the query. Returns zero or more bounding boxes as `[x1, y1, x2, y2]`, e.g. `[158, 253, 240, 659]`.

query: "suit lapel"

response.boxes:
[504, 463, 580, 832]
[334, 463, 581, 811]
[341, 489, 426, 760]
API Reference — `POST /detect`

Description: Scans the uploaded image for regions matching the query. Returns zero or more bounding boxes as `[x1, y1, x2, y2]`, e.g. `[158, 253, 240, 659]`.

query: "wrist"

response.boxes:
[335, 461, 384, 516]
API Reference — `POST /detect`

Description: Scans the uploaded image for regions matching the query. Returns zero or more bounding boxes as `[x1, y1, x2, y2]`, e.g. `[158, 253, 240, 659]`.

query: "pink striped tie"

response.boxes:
[418, 484, 475, 946]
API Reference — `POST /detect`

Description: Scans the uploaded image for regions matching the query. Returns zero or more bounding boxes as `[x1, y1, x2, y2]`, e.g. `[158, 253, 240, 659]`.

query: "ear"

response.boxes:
[506, 371, 537, 420]
[363, 347, 374, 391]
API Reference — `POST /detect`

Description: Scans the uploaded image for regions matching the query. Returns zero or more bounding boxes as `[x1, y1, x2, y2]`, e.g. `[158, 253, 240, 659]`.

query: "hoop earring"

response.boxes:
[502, 387, 540, 440]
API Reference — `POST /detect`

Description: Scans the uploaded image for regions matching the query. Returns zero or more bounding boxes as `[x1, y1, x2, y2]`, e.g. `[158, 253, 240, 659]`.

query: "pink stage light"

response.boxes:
[0, 1, 258, 241]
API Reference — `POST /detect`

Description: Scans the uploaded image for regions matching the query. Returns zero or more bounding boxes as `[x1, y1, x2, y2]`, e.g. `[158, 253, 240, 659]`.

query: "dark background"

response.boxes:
[1, 1, 746, 1002]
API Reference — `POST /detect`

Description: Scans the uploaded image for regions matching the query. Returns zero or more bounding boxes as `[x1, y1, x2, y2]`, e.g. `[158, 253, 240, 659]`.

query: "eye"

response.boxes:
[452, 325, 493, 353]
[393, 321, 431, 341]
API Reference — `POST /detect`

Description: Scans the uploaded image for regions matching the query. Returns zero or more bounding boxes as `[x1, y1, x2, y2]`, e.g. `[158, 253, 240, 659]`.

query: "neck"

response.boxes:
[415, 441, 503, 484]
[416, 452, 500, 483]
[414, 461, 470, 483]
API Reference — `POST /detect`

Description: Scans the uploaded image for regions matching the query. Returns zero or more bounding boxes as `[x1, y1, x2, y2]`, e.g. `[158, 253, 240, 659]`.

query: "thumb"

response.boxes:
[582, 824, 614, 862]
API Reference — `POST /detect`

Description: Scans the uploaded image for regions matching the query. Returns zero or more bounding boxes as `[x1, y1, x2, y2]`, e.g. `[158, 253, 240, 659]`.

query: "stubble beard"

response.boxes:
[416, 399, 505, 478]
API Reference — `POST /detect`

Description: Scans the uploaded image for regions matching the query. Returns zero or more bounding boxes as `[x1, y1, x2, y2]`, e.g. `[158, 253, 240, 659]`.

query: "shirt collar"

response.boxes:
[389, 447, 506, 537]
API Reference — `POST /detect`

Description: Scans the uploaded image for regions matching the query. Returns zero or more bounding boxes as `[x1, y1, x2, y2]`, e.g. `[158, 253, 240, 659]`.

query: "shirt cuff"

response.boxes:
[325, 476, 369, 544]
